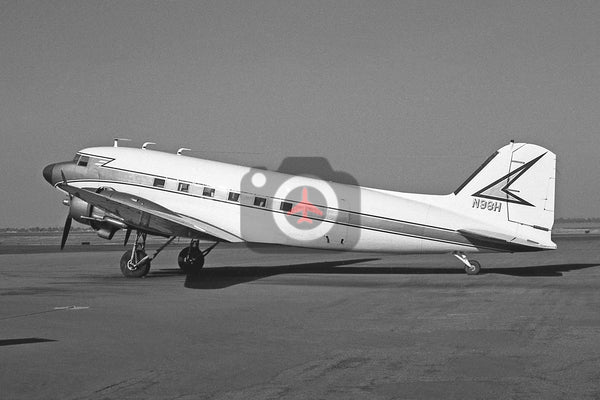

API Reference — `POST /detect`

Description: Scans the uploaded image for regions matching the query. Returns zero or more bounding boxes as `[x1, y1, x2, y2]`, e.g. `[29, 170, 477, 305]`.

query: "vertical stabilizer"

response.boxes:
[454, 142, 556, 240]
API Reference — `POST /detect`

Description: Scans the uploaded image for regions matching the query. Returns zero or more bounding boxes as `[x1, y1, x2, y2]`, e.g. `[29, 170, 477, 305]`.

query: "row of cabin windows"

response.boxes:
[153, 178, 213, 195]
[151, 177, 295, 211]
[73, 158, 298, 212]
[151, 178, 242, 203]
[153, 178, 215, 198]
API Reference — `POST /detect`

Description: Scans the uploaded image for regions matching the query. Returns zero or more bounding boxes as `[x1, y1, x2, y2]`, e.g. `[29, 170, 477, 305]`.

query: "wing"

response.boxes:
[457, 228, 515, 244]
[57, 182, 243, 243]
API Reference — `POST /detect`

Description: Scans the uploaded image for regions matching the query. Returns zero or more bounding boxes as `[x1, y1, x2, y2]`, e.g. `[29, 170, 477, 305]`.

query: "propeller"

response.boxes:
[61, 214, 72, 250]
[59, 170, 71, 250]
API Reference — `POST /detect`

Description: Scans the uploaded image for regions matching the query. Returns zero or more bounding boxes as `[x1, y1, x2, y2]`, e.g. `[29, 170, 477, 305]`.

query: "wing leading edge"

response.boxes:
[57, 182, 243, 243]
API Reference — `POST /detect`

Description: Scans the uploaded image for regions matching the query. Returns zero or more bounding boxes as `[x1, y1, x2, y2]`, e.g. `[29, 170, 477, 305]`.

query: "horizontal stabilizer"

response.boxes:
[457, 229, 515, 244]
[458, 228, 555, 251]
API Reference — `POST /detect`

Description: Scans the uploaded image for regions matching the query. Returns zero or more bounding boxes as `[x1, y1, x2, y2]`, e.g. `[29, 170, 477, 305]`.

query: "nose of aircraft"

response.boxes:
[43, 163, 55, 185]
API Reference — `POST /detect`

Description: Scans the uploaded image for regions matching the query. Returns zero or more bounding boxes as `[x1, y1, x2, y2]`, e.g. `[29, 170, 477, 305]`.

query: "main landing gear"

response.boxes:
[119, 233, 219, 278]
[177, 239, 219, 274]
[453, 251, 481, 275]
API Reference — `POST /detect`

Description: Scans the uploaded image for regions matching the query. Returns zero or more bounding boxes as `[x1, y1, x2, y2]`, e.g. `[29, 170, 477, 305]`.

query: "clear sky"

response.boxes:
[1, 0, 598, 227]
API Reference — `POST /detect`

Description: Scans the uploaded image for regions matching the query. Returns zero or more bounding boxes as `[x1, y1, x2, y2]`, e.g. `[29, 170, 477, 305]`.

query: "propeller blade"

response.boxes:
[123, 229, 132, 247]
[61, 215, 72, 250]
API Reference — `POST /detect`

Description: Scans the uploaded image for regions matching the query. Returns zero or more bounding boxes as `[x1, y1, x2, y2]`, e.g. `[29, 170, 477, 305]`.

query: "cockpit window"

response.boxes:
[77, 156, 89, 167]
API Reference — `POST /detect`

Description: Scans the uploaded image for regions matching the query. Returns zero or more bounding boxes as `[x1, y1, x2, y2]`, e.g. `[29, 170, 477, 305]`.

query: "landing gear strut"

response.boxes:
[453, 251, 481, 275]
[177, 240, 219, 273]
[119, 232, 176, 278]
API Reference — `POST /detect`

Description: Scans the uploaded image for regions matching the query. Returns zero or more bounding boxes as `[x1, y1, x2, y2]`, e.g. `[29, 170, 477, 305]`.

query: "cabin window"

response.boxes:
[228, 192, 240, 202]
[280, 201, 293, 212]
[254, 197, 267, 207]
[203, 187, 215, 197]
[153, 178, 165, 188]
[77, 156, 89, 167]
[178, 183, 189, 193]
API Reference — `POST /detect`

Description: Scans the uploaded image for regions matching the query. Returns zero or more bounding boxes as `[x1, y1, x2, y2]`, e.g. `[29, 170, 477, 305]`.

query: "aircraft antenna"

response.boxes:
[142, 142, 156, 150]
[177, 148, 191, 155]
[113, 138, 131, 147]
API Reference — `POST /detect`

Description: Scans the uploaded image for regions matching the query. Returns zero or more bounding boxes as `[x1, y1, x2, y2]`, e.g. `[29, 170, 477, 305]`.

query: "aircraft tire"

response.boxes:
[178, 247, 205, 273]
[120, 250, 151, 278]
[465, 260, 481, 275]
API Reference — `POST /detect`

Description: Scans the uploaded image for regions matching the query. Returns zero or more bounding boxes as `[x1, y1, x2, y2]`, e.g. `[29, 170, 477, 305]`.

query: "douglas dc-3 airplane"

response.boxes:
[43, 140, 556, 277]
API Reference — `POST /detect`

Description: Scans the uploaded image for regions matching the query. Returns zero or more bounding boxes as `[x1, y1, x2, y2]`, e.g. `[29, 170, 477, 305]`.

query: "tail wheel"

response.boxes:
[465, 260, 481, 275]
[120, 250, 151, 278]
[178, 247, 205, 273]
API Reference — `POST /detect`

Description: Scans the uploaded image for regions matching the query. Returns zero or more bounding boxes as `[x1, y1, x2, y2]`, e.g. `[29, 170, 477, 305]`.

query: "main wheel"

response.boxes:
[120, 250, 151, 278]
[178, 247, 205, 273]
[465, 260, 481, 275]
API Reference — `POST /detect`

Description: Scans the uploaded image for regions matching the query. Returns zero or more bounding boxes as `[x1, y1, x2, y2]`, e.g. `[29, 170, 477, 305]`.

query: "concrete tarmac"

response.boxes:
[1, 237, 599, 399]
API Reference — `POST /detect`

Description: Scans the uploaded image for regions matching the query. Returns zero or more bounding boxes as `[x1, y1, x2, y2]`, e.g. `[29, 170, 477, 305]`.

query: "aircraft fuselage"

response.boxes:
[43, 145, 555, 255]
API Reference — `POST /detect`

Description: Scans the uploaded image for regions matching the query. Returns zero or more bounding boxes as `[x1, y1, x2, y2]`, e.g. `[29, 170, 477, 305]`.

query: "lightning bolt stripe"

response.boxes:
[472, 152, 547, 207]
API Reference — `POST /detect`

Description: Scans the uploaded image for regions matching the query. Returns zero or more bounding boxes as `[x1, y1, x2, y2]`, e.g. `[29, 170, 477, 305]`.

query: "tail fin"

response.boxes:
[453, 142, 556, 247]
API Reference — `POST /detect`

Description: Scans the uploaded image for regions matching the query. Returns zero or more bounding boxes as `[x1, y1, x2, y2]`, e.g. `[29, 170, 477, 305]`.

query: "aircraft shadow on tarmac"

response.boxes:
[481, 263, 600, 277]
[150, 259, 600, 289]
[0, 338, 57, 347]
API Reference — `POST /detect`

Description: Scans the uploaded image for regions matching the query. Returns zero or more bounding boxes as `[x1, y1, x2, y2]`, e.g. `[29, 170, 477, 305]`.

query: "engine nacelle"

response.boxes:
[68, 196, 97, 224]
[67, 196, 122, 240]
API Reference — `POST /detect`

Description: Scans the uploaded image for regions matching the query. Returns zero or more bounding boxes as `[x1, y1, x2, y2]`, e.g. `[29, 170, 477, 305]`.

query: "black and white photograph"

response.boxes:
[1, 1, 599, 399]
